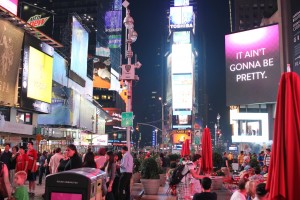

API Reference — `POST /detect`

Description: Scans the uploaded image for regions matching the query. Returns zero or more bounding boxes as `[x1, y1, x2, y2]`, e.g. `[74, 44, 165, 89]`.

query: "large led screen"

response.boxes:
[173, 31, 190, 44]
[108, 34, 121, 48]
[225, 24, 280, 105]
[19, 2, 54, 37]
[172, 44, 192, 74]
[21, 33, 53, 113]
[172, 74, 193, 112]
[170, 6, 193, 29]
[231, 113, 269, 143]
[93, 56, 111, 89]
[172, 114, 192, 129]
[292, 0, 300, 75]
[52, 51, 68, 86]
[0, 19, 24, 105]
[37, 85, 71, 125]
[27, 46, 53, 103]
[0, 0, 18, 15]
[105, 11, 122, 32]
[70, 16, 89, 79]
[174, 0, 189, 6]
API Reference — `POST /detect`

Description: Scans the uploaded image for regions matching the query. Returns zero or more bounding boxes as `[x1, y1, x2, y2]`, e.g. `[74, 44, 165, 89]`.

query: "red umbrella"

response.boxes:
[266, 72, 300, 200]
[181, 139, 190, 157]
[201, 127, 213, 174]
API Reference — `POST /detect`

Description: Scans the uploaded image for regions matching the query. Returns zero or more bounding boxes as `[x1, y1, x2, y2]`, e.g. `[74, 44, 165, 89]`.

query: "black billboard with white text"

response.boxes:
[225, 24, 281, 105]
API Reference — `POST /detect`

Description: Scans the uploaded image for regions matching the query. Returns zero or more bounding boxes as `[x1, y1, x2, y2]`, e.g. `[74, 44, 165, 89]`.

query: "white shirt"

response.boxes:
[230, 190, 246, 200]
[49, 153, 64, 174]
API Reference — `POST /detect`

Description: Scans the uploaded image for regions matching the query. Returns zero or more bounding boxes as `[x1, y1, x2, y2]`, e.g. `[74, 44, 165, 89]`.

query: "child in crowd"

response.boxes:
[12, 171, 29, 200]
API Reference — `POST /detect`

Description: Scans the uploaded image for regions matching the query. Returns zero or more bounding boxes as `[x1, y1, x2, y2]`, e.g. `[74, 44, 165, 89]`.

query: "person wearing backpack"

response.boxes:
[176, 154, 205, 200]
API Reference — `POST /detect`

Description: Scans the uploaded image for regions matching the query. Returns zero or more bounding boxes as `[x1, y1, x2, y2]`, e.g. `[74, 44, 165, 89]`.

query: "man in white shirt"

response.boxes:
[49, 148, 64, 174]
[230, 178, 247, 200]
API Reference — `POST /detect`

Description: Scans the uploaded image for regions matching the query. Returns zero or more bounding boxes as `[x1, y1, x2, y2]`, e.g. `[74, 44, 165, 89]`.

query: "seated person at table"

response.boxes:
[249, 167, 264, 182]
[230, 178, 247, 200]
[193, 177, 217, 200]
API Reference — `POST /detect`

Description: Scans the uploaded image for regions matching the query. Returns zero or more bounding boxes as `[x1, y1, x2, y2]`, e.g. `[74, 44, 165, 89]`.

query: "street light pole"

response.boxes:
[155, 129, 158, 152]
[159, 97, 165, 145]
[217, 113, 221, 145]
[122, 1, 140, 152]
[214, 123, 217, 146]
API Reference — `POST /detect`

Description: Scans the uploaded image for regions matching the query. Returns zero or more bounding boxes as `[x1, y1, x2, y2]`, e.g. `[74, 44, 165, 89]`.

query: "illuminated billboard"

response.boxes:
[37, 85, 71, 125]
[231, 113, 269, 143]
[19, 2, 54, 37]
[0, 19, 24, 105]
[170, 6, 193, 29]
[52, 51, 68, 86]
[172, 131, 191, 143]
[172, 44, 192, 74]
[172, 114, 192, 129]
[172, 74, 193, 112]
[108, 34, 121, 48]
[292, 0, 300, 75]
[93, 56, 111, 89]
[21, 33, 53, 113]
[173, 31, 190, 44]
[174, 0, 189, 6]
[27, 46, 53, 103]
[225, 24, 280, 105]
[0, 0, 18, 15]
[70, 16, 89, 79]
[105, 11, 122, 32]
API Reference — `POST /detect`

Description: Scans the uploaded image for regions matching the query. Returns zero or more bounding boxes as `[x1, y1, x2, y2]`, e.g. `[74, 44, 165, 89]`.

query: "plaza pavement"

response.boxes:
[28, 178, 232, 200]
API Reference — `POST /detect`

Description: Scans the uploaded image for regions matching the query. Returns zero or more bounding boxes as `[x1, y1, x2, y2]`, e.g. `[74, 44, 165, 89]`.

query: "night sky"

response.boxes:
[127, 0, 231, 145]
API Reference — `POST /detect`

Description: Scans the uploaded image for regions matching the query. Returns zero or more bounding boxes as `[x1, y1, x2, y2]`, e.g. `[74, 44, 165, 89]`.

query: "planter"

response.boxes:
[140, 179, 161, 195]
[210, 176, 223, 190]
[159, 174, 166, 186]
[133, 172, 141, 183]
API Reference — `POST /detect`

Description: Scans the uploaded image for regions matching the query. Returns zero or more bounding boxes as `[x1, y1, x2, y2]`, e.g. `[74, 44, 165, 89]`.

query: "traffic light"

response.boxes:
[136, 124, 139, 131]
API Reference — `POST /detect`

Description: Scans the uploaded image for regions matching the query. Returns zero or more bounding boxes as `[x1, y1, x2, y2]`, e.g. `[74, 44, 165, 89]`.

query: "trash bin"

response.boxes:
[45, 168, 106, 200]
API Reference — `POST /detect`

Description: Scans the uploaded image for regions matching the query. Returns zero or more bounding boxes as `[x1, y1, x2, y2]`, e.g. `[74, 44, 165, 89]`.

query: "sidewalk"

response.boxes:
[30, 178, 231, 200]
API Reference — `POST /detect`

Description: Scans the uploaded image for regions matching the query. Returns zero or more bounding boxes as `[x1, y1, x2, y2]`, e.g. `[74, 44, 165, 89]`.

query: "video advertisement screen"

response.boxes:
[225, 24, 280, 105]
[172, 74, 193, 112]
[70, 16, 89, 79]
[170, 6, 193, 29]
[231, 113, 269, 143]
[27, 46, 53, 103]
[0, 0, 18, 15]
[105, 11, 122, 32]
[21, 33, 53, 113]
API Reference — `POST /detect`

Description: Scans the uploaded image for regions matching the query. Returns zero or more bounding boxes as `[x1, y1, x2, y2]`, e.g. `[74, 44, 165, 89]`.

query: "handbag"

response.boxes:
[0, 162, 8, 198]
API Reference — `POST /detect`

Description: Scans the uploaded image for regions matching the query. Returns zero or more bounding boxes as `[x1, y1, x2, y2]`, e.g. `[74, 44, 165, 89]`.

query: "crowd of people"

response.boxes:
[0, 142, 272, 200]
[0, 143, 134, 200]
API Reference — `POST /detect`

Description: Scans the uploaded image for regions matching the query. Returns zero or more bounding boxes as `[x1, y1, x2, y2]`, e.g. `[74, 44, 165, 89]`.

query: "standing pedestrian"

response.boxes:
[0, 162, 12, 200]
[118, 146, 133, 200]
[0, 143, 12, 181]
[101, 151, 116, 200]
[15, 146, 28, 173]
[64, 144, 82, 171]
[10, 146, 19, 185]
[37, 151, 47, 185]
[27, 141, 38, 196]
[48, 148, 64, 174]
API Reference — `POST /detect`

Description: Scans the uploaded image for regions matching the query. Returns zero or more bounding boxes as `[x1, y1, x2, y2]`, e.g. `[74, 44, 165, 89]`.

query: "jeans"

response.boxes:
[38, 166, 45, 184]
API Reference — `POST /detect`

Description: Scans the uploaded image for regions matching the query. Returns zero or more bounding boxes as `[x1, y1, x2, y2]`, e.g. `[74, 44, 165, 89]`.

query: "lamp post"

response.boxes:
[155, 129, 158, 152]
[158, 97, 166, 145]
[216, 113, 221, 145]
[121, 1, 141, 152]
[214, 123, 217, 146]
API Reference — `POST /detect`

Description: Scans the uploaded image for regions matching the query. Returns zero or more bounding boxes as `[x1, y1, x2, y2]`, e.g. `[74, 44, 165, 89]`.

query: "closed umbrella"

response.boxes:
[266, 72, 300, 200]
[201, 127, 213, 174]
[181, 139, 190, 157]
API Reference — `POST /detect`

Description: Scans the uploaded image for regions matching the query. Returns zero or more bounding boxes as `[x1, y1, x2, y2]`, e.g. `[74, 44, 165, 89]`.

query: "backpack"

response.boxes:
[169, 164, 189, 186]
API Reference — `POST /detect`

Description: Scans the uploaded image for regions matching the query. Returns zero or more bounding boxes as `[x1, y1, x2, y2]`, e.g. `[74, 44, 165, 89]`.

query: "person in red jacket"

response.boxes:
[27, 141, 37, 196]
[15, 146, 29, 173]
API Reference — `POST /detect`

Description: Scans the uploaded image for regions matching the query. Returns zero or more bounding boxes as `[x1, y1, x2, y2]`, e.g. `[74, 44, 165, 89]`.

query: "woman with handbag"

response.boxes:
[0, 161, 12, 200]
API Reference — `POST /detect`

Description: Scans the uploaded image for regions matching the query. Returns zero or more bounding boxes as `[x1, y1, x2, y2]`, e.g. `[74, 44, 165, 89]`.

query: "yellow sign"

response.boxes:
[27, 46, 53, 103]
